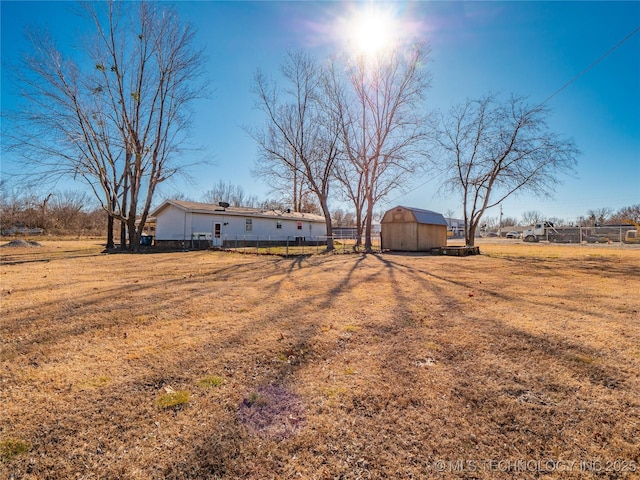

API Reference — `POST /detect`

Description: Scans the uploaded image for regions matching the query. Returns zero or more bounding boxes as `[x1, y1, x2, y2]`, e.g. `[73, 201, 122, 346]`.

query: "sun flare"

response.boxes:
[352, 9, 395, 55]
[345, 7, 398, 57]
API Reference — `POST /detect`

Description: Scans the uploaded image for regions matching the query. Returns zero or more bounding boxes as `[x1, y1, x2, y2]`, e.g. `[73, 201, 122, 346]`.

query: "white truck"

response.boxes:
[522, 222, 582, 243]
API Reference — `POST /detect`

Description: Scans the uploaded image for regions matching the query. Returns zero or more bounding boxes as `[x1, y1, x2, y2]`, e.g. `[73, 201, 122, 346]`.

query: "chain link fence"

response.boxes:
[207, 233, 382, 256]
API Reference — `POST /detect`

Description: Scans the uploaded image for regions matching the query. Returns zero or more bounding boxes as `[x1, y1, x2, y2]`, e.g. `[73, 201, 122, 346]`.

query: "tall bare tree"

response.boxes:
[522, 210, 544, 226]
[251, 51, 340, 250]
[326, 44, 432, 251]
[4, 2, 206, 250]
[433, 93, 579, 246]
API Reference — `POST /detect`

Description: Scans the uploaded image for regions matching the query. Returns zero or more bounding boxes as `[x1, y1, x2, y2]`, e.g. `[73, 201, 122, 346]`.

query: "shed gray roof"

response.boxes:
[390, 206, 448, 226]
[410, 208, 448, 226]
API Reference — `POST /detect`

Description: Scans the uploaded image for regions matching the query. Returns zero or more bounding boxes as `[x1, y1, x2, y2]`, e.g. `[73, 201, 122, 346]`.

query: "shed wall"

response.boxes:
[416, 224, 447, 250]
[381, 223, 418, 251]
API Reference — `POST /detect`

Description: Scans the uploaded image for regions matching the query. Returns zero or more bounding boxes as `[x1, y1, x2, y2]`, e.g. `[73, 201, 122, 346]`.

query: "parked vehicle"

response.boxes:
[522, 222, 581, 243]
[624, 230, 639, 244]
[506, 231, 520, 239]
[622, 219, 640, 244]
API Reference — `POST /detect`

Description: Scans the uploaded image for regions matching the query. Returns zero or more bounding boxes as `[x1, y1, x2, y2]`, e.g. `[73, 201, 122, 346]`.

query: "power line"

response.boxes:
[390, 25, 640, 206]
[538, 25, 640, 107]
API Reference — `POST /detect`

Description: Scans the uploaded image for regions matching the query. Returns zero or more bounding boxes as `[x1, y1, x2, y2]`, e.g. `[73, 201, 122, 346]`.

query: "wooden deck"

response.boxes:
[437, 246, 481, 256]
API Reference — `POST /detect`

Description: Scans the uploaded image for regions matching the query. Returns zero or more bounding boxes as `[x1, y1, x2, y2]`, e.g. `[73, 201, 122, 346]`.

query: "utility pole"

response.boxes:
[499, 204, 503, 237]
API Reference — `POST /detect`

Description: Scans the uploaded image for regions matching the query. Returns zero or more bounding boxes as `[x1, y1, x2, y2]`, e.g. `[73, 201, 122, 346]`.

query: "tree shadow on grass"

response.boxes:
[371, 252, 630, 390]
[4, 251, 638, 478]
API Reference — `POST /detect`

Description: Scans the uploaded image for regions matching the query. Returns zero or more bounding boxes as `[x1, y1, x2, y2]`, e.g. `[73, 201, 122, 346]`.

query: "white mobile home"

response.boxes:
[151, 200, 326, 248]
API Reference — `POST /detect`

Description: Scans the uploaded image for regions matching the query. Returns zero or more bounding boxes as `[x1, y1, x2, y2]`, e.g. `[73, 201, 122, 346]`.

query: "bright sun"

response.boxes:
[347, 8, 398, 57]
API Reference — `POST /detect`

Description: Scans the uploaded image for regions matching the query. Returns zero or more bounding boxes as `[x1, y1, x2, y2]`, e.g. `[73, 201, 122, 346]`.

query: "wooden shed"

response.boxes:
[381, 206, 448, 251]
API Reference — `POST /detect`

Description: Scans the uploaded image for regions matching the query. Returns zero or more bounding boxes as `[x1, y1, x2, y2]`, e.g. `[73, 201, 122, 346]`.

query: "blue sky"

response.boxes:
[2, 1, 639, 224]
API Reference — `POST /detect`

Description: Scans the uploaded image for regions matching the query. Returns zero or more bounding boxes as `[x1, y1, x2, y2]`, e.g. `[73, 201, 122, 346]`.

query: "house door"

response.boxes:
[213, 222, 223, 247]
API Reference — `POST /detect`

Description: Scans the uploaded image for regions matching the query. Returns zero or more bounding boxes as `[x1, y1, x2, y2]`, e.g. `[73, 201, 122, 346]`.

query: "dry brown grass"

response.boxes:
[1, 240, 639, 479]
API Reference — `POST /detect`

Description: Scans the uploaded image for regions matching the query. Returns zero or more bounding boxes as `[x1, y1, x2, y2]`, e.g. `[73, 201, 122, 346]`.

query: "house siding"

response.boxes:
[152, 200, 326, 248]
[155, 204, 190, 241]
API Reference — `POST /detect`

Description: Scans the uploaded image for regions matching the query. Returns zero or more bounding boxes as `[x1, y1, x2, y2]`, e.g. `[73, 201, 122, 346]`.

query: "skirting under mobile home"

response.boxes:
[381, 206, 448, 252]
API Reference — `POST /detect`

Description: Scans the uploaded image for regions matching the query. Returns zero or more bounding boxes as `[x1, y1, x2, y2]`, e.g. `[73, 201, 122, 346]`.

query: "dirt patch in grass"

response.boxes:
[0, 239, 42, 248]
[0, 239, 104, 265]
[1, 240, 639, 478]
[239, 384, 306, 440]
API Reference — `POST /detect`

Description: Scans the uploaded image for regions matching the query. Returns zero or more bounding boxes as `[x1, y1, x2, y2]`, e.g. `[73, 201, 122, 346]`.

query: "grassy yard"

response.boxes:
[1, 240, 639, 478]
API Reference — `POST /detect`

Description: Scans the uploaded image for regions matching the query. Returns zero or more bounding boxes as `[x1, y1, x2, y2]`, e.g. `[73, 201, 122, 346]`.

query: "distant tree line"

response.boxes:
[579, 205, 640, 226]
[3, 174, 636, 238]
[0, 184, 108, 237]
[479, 204, 640, 231]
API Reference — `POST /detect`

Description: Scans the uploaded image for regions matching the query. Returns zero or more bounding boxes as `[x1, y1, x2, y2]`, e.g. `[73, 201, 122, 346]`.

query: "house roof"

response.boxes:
[384, 206, 448, 226]
[152, 199, 326, 223]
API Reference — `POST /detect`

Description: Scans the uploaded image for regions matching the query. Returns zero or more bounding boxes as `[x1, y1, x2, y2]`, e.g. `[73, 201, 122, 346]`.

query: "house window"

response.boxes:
[297, 221, 302, 230]
[245, 218, 252, 232]
[276, 220, 282, 229]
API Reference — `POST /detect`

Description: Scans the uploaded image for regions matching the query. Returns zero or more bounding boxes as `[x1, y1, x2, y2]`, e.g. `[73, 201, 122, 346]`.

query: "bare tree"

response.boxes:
[202, 180, 259, 207]
[586, 207, 613, 226]
[482, 216, 499, 231]
[501, 216, 519, 227]
[251, 51, 340, 250]
[4, 2, 206, 250]
[433, 93, 579, 246]
[522, 210, 544, 226]
[326, 44, 431, 251]
[250, 125, 309, 212]
[611, 204, 640, 224]
[49, 191, 92, 233]
[0, 181, 23, 232]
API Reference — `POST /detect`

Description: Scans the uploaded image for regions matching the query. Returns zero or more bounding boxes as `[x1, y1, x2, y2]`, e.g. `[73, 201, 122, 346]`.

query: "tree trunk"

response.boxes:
[353, 208, 363, 248]
[106, 214, 115, 249]
[106, 194, 116, 249]
[364, 195, 374, 252]
[120, 220, 127, 250]
[320, 198, 334, 252]
[466, 222, 477, 247]
[127, 217, 139, 252]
